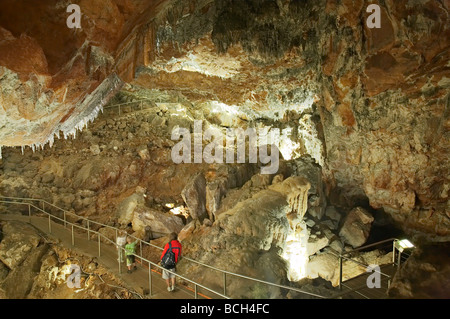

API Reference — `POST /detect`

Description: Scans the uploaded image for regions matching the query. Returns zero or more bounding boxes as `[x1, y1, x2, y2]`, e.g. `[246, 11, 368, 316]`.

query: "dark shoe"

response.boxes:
[127, 270, 132, 274]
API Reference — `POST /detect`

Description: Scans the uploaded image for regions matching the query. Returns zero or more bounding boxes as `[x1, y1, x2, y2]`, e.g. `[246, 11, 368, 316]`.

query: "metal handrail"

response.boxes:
[102, 98, 156, 115]
[0, 196, 326, 299]
[335, 237, 412, 294]
[341, 238, 398, 257]
[0, 199, 227, 299]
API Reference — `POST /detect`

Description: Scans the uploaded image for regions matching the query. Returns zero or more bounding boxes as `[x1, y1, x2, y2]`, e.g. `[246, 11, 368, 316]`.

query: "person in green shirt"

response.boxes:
[125, 236, 138, 273]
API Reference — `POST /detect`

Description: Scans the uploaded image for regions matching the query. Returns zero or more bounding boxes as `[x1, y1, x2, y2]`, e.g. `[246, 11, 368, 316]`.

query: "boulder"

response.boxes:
[90, 144, 101, 155]
[307, 206, 325, 220]
[0, 244, 49, 299]
[41, 172, 55, 184]
[325, 206, 341, 223]
[205, 178, 227, 221]
[339, 207, 374, 248]
[250, 173, 272, 188]
[131, 206, 184, 239]
[181, 173, 207, 221]
[306, 252, 339, 284]
[178, 220, 198, 242]
[306, 234, 329, 256]
[116, 193, 145, 225]
[0, 261, 8, 281]
[0, 221, 42, 269]
[269, 176, 311, 229]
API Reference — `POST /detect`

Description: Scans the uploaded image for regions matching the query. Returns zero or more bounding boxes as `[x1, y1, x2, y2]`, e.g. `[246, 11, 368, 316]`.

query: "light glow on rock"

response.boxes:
[279, 127, 302, 161]
[282, 221, 309, 282]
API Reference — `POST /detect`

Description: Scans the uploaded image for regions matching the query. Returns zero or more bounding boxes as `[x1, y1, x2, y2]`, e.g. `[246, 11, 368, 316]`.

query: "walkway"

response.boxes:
[1, 197, 412, 300]
[0, 213, 204, 299]
[334, 264, 397, 299]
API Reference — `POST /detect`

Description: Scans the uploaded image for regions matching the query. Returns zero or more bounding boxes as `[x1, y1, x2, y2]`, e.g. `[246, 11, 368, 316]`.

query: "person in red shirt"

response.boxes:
[160, 232, 182, 292]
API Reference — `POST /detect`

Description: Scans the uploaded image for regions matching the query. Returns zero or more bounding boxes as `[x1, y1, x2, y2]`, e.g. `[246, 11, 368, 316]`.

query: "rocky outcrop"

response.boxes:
[1, 0, 447, 240]
[339, 207, 375, 248]
[0, 220, 138, 299]
[116, 188, 184, 238]
[178, 176, 312, 298]
[0, 220, 43, 269]
[131, 205, 184, 238]
[388, 242, 450, 299]
[1, 244, 49, 299]
[0, 221, 50, 298]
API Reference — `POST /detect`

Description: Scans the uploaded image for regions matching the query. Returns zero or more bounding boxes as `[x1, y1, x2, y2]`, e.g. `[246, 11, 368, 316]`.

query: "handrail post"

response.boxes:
[392, 240, 396, 265]
[87, 220, 90, 241]
[223, 273, 227, 297]
[28, 204, 31, 223]
[48, 214, 52, 233]
[140, 240, 143, 265]
[71, 224, 74, 246]
[98, 234, 101, 257]
[63, 211, 66, 228]
[194, 284, 198, 299]
[339, 255, 343, 291]
[118, 249, 122, 274]
[148, 262, 152, 297]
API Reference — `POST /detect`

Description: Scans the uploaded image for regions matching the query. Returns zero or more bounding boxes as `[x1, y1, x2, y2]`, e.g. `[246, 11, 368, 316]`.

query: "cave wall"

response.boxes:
[136, 0, 450, 237]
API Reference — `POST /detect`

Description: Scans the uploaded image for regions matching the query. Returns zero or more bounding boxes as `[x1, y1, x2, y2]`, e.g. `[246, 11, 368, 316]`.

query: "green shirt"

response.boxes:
[125, 241, 137, 256]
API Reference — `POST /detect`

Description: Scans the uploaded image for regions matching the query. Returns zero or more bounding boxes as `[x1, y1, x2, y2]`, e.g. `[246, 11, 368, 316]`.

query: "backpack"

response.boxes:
[161, 241, 178, 269]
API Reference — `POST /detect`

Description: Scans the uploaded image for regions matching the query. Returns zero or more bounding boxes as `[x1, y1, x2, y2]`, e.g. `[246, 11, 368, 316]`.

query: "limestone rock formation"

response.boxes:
[388, 242, 450, 299]
[269, 176, 311, 229]
[181, 172, 207, 222]
[116, 192, 146, 226]
[116, 188, 184, 238]
[0, 220, 139, 299]
[0, 220, 43, 269]
[177, 174, 314, 297]
[131, 205, 184, 238]
[339, 207, 375, 248]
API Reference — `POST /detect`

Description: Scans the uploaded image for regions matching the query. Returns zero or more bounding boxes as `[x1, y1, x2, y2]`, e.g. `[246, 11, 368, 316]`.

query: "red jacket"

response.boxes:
[160, 240, 182, 263]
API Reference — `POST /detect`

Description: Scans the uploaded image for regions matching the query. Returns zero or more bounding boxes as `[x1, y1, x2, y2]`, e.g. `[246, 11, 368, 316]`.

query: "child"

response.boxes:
[125, 236, 138, 273]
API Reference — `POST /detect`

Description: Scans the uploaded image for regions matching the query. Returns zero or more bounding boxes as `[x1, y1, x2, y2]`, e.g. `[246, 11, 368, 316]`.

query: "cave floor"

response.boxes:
[334, 264, 396, 299]
[0, 213, 213, 299]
